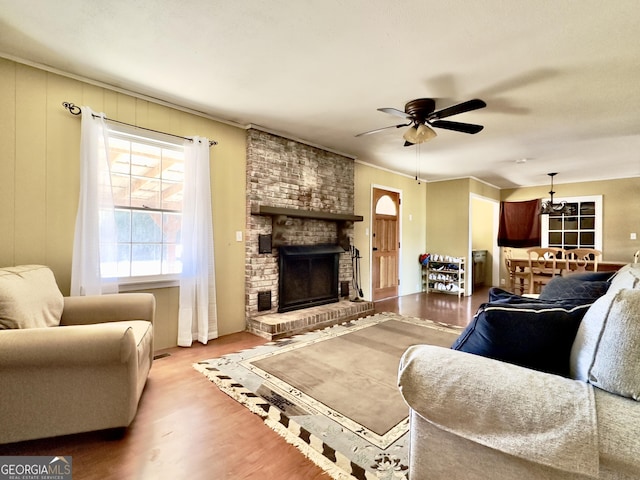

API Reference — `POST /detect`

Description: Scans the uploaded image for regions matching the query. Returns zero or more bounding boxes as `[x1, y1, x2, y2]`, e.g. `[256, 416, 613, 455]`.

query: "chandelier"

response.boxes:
[540, 172, 571, 215]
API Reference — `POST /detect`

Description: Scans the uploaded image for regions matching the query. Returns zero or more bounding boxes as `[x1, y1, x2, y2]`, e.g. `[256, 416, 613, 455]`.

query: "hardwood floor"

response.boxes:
[0, 287, 491, 480]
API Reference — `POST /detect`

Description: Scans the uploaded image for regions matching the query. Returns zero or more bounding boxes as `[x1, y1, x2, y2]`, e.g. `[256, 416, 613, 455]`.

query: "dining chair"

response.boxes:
[504, 248, 530, 295]
[565, 248, 602, 273]
[527, 247, 566, 294]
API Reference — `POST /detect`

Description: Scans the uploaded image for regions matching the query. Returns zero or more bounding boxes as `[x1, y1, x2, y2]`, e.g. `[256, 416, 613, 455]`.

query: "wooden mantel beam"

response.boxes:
[251, 205, 363, 223]
[251, 205, 363, 250]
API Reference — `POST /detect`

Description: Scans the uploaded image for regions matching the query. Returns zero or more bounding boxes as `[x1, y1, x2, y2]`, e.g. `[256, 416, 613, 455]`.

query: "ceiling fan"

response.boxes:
[356, 98, 487, 146]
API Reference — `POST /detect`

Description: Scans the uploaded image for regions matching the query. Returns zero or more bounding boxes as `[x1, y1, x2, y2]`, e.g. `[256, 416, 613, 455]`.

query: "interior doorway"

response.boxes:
[469, 194, 500, 293]
[372, 188, 400, 300]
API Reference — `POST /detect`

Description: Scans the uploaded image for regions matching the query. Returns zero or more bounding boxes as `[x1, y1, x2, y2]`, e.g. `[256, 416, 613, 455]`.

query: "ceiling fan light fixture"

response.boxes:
[403, 124, 437, 144]
[402, 126, 418, 144]
[416, 123, 437, 142]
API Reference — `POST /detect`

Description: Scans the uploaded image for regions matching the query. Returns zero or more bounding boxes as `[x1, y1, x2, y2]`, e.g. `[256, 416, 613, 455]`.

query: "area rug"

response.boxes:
[194, 312, 463, 480]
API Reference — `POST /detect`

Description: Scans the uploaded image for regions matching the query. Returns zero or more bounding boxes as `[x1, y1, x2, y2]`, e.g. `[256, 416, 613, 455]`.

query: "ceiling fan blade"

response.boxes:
[431, 99, 487, 120]
[430, 120, 484, 134]
[378, 107, 412, 119]
[355, 123, 410, 137]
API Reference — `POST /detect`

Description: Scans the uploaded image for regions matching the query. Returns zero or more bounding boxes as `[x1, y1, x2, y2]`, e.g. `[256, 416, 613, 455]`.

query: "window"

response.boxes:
[107, 128, 184, 283]
[541, 195, 602, 252]
[375, 194, 397, 216]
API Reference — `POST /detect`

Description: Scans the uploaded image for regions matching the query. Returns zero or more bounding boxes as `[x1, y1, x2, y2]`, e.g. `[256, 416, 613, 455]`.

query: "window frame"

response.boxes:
[540, 194, 603, 252]
[105, 125, 185, 290]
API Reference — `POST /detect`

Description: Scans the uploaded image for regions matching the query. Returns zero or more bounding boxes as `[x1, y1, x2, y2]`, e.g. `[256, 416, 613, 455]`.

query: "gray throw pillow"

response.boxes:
[570, 289, 640, 400]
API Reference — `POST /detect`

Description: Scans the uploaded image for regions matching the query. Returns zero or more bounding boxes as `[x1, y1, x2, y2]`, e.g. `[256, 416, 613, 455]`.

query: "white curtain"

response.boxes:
[70, 106, 119, 296]
[177, 137, 218, 347]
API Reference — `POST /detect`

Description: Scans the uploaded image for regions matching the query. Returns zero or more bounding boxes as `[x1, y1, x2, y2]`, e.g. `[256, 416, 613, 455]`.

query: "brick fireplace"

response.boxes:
[244, 129, 374, 338]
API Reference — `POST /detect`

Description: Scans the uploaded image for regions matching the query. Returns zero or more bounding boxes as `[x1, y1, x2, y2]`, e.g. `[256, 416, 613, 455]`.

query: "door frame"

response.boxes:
[369, 184, 403, 300]
[468, 193, 500, 295]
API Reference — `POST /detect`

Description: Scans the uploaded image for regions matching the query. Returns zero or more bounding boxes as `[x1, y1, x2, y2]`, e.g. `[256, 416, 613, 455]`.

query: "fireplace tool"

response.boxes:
[350, 245, 364, 301]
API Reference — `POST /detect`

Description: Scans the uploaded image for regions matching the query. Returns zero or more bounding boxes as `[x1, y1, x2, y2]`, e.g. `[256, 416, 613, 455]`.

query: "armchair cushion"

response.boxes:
[0, 265, 63, 330]
[452, 302, 592, 376]
[571, 288, 640, 400]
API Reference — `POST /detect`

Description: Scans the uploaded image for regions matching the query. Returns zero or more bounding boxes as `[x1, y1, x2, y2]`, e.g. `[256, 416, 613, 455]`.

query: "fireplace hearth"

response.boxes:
[278, 244, 344, 313]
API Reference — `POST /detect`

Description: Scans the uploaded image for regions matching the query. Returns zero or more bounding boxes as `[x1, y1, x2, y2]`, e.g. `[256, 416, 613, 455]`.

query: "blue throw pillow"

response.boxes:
[488, 287, 589, 307]
[538, 276, 610, 302]
[488, 287, 556, 304]
[565, 271, 615, 282]
[452, 302, 592, 376]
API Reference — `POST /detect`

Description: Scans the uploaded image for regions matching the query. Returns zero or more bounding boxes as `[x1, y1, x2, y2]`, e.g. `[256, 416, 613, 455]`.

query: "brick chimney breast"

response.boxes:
[245, 129, 356, 322]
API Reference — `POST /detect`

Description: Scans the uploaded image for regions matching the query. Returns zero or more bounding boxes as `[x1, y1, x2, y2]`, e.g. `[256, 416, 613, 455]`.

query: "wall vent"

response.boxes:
[257, 291, 272, 311]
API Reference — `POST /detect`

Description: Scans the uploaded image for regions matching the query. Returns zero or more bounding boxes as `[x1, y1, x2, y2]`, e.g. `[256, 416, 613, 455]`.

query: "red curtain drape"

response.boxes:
[497, 199, 541, 248]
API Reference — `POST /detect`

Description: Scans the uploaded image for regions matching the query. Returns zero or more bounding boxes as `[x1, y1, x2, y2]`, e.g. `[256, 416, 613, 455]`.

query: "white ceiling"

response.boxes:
[1, 0, 639, 189]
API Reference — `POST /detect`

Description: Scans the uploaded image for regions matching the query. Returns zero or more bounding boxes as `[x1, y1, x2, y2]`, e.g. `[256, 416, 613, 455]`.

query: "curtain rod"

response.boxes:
[62, 102, 218, 147]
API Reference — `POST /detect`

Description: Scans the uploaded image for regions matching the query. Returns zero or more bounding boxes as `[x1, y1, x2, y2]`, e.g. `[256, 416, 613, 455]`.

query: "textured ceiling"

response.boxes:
[1, 0, 639, 188]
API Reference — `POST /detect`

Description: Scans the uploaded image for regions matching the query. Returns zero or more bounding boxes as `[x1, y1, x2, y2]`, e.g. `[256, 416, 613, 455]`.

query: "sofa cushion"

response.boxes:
[452, 302, 592, 376]
[538, 275, 610, 302]
[570, 288, 640, 400]
[0, 265, 64, 329]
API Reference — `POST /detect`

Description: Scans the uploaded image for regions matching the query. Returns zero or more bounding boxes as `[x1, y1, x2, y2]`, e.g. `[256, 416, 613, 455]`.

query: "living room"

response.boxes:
[1, 57, 638, 349]
[1, 2, 640, 479]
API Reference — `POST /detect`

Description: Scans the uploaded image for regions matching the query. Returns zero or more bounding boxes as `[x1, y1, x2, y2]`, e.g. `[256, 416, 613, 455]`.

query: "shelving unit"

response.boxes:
[423, 256, 465, 297]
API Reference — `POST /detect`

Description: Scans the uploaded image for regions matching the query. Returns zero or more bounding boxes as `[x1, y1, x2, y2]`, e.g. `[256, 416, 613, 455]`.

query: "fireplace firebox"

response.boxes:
[278, 244, 344, 313]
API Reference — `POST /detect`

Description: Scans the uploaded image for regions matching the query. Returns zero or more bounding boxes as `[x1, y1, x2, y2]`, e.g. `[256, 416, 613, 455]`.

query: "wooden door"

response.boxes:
[372, 188, 400, 300]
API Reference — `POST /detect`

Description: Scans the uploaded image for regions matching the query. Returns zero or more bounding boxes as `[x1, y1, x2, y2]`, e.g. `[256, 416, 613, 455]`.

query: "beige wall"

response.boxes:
[354, 163, 427, 299]
[0, 58, 247, 349]
[425, 178, 471, 258]
[471, 197, 495, 285]
[501, 177, 640, 262]
[470, 177, 501, 201]
[499, 177, 640, 287]
[426, 178, 501, 293]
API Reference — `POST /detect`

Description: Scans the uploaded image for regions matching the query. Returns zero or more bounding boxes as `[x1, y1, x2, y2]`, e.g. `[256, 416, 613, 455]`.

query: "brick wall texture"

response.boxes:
[245, 129, 356, 319]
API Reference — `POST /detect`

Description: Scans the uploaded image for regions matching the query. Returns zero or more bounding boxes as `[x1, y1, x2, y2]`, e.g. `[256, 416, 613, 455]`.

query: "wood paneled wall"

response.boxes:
[0, 58, 247, 349]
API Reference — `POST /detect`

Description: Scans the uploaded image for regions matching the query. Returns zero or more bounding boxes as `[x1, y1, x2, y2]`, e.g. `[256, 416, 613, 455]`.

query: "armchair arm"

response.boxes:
[398, 345, 598, 477]
[0, 323, 137, 367]
[61, 293, 155, 326]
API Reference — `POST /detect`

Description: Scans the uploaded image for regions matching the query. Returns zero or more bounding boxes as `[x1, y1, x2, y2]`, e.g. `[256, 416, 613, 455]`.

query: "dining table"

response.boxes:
[507, 258, 627, 293]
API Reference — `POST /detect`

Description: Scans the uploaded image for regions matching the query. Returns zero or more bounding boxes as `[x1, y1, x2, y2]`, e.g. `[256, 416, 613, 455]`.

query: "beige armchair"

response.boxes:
[0, 265, 155, 444]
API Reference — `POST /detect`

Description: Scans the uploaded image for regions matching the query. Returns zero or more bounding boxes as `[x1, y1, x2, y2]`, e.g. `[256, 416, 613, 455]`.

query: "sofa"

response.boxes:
[398, 263, 640, 479]
[0, 265, 155, 444]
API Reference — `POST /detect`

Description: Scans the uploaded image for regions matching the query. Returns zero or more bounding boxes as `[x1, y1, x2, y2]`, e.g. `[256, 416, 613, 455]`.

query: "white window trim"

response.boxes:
[108, 124, 185, 149]
[106, 124, 185, 290]
[118, 274, 180, 291]
[540, 194, 603, 251]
